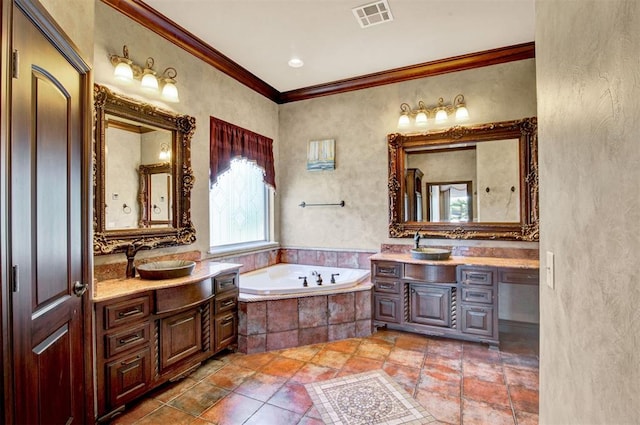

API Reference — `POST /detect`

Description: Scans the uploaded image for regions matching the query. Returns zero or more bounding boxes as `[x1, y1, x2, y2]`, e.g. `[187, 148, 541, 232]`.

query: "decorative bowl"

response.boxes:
[410, 248, 452, 261]
[137, 260, 196, 280]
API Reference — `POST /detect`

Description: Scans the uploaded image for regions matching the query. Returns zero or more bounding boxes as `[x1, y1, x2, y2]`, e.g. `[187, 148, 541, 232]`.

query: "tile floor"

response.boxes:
[110, 322, 538, 425]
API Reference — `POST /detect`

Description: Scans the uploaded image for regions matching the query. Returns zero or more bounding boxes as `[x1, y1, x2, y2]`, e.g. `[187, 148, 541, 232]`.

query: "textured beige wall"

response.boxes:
[39, 0, 94, 64]
[476, 139, 520, 222]
[537, 1, 640, 423]
[279, 59, 538, 250]
[93, 1, 279, 264]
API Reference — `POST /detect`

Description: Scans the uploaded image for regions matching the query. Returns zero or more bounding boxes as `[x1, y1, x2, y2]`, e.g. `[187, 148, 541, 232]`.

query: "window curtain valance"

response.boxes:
[209, 117, 276, 189]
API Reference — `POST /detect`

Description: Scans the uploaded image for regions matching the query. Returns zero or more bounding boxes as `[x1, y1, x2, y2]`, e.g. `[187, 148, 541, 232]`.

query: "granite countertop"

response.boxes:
[93, 261, 242, 303]
[369, 253, 539, 269]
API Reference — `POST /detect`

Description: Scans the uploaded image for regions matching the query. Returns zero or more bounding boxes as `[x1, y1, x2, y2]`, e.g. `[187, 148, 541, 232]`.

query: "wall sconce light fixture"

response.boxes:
[158, 143, 171, 161]
[109, 45, 180, 103]
[398, 94, 469, 129]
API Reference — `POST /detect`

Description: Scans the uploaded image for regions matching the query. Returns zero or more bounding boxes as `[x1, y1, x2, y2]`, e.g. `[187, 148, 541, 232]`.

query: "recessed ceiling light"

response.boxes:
[288, 57, 304, 68]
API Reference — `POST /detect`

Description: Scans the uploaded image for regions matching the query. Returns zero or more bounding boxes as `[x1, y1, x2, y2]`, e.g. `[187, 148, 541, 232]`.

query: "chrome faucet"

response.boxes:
[311, 270, 323, 285]
[414, 228, 423, 249]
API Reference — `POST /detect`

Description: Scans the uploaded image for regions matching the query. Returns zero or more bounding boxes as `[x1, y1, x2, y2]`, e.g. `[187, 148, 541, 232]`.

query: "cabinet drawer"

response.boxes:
[460, 305, 494, 337]
[105, 322, 150, 358]
[374, 280, 402, 294]
[404, 264, 456, 283]
[215, 293, 237, 314]
[105, 347, 151, 409]
[373, 294, 402, 323]
[458, 267, 496, 286]
[155, 279, 213, 314]
[215, 273, 238, 294]
[215, 313, 237, 351]
[372, 262, 401, 279]
[499, 268, 539, 285]
[461, 287, 493, 304]
[105, 296, 151, 330]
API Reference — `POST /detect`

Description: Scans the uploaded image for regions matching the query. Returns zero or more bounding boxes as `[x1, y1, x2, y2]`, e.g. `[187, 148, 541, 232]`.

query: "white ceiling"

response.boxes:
[144, 0, 535, 93]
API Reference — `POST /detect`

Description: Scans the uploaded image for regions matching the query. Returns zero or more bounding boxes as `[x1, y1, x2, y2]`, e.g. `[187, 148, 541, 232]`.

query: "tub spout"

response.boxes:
[311, 271, 323, 285]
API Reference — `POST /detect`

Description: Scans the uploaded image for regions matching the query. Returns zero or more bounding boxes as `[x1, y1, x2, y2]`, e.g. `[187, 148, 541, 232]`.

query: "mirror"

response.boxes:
[94, 84, 196, 254]
[388, 117, 538, 241]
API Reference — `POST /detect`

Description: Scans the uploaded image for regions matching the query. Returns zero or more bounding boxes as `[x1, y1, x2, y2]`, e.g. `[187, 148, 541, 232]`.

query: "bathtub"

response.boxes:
[240, 263, 370, 295]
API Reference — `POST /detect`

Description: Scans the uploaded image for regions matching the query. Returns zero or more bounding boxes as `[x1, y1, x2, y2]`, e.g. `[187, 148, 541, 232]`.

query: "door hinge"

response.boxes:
[12, 50, 18, 79]
[11, 265, 18, 292]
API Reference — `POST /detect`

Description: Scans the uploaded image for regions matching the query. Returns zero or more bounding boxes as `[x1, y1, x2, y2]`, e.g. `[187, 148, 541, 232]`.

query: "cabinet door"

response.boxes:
[461, 305, 494, 337]
[160, 307, 203, 370]
[215, 313, 237, 351]
[410, 285, 451, 327]
[106, 347, 151, 409]
[373, 294, 402, 323]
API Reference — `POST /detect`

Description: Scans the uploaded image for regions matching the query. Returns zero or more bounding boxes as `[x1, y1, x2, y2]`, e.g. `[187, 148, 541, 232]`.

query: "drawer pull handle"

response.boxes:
[379, 267, 396, 274]
[468, 274, 486, 280]
[220, 281, 235, 288]
[120, 356, 140, 366]
[221, 316, 234, 325]
[118, 308, 141, 318]
[379, 283, 394, 290]
[468, 292, 485, 298]
[221, 299, 235, 307]
[119, 335, 142, 345]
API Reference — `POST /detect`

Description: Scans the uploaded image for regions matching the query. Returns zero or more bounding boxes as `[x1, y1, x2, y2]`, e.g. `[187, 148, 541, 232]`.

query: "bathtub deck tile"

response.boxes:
[328, 293, 355, 325]
[266, 329, 299, 351]
[356, 319, 373, 338]
[267, 299, 299, 333]
[299, 326, 328, 346]
[328, 322, 356, 341]
[355, 290, 372, 321]
[246, 301, 267, 335]
[299, 296, 328, 328]
[244, 334, 267, 354]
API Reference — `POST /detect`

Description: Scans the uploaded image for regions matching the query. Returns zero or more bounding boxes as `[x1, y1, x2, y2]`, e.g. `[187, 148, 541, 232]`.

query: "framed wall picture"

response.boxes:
[307, 139, 335, 171]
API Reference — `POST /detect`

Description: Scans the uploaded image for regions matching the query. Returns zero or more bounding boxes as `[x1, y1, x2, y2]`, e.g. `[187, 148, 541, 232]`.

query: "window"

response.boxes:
[210, 158, 270, 249]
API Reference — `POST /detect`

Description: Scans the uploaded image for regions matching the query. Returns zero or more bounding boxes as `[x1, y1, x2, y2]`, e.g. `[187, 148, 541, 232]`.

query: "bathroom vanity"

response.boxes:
[370, 254, 538, 346]
[92, 262, 240, 421]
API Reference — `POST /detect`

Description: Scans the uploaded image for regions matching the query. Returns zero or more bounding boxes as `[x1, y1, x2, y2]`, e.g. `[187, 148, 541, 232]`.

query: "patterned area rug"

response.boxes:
[305, 370, 436, 425]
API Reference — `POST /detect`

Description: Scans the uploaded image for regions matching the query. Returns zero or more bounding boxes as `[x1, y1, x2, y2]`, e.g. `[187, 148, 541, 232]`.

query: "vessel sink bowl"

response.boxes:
[410, 248, 452, 261]
[137, 260, 196, 280]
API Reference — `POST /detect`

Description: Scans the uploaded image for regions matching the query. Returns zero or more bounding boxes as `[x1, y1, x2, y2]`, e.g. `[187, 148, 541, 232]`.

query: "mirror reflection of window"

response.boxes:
[427, 182, 472, 222]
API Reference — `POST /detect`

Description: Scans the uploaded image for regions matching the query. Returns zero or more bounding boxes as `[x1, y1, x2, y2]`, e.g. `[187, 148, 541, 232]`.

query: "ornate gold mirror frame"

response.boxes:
[388, 117, 538, 241]
[93, 84, 196, 255]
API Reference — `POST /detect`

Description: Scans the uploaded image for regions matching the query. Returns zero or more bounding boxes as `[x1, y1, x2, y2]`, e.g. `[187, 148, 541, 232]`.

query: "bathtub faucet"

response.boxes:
[298, 276, 308, 287]
[311, 271, 323, 285]
[331, 273, 340, 284]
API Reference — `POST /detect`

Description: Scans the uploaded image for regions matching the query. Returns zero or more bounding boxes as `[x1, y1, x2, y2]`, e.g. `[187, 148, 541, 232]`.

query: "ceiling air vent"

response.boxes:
[352, 0, 394, 28]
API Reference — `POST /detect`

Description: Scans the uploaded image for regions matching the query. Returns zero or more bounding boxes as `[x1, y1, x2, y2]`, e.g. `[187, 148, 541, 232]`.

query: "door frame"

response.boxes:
[0, 0, 93, 423]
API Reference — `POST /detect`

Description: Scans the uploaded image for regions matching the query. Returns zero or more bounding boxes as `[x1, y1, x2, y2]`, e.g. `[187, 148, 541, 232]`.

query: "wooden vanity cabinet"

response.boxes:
[371, 260, 500, 346]
[94, 270, 239, 421]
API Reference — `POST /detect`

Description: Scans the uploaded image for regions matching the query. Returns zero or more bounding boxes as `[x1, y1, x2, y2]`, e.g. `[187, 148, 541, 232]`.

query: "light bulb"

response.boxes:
[114, 62, 133, 83]
[161, 81, 180, 102]
[455, 106, 469, 121]
[398, 114, 411, 128]
[415, 111, 428, 126]
[141, 72, 159, 92]
[435, 109, 448, 123]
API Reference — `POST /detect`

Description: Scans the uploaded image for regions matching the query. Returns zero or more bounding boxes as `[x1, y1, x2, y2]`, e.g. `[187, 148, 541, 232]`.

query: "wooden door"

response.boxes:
[9, 2, 89, 423]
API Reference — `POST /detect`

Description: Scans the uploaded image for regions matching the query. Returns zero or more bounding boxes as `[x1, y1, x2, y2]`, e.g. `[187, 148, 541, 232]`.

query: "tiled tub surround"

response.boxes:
[238, 282, 374, 354]
[94, 247, 373, 282]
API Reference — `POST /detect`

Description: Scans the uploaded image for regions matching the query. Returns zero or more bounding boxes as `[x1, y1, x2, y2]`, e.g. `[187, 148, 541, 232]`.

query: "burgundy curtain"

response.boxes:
[209, 117, 276, 189]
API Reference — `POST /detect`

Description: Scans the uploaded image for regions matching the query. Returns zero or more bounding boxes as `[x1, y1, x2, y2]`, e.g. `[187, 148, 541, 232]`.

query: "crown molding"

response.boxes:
[279, 42, 535, 103]
[101, 1, 534, 104]
[100, 0, 280, 101]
